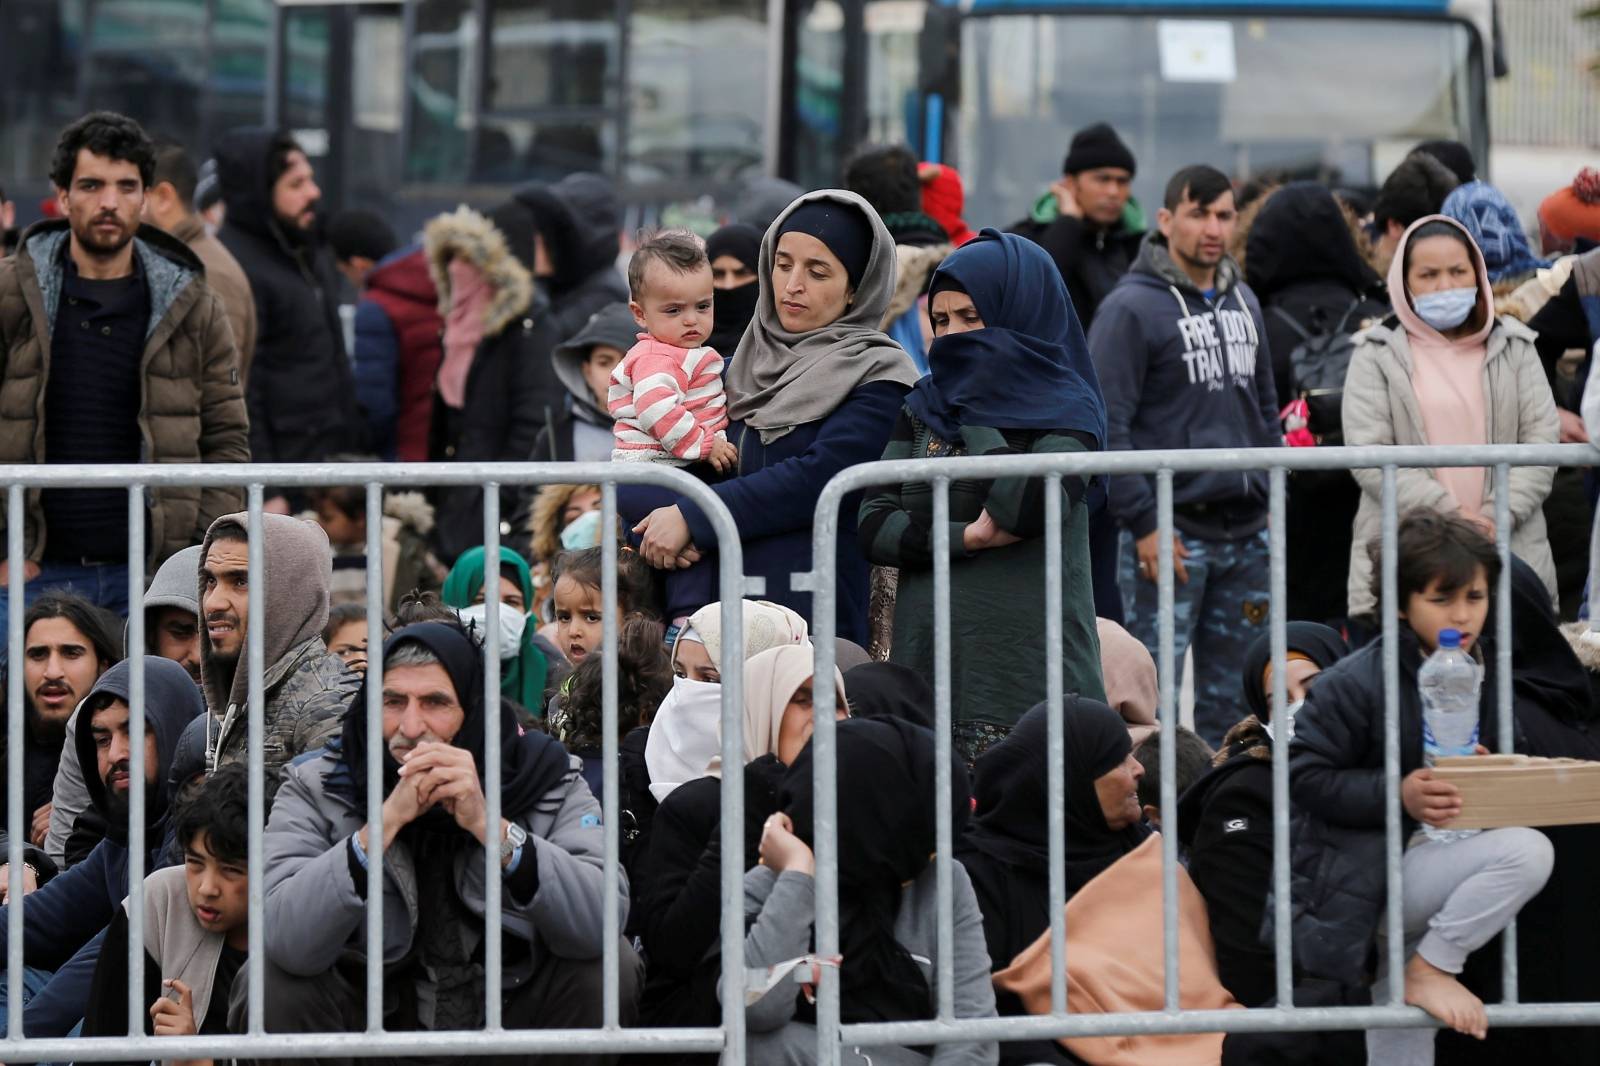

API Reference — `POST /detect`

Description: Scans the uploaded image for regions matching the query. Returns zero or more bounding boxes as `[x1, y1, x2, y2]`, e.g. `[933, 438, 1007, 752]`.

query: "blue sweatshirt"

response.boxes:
[618, 380, 908, 644]
[1087, 235, 1279, 541]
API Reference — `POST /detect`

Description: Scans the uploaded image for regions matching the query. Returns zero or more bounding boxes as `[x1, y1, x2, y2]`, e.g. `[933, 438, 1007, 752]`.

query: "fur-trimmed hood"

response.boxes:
[881, 242, 952, 327]
[384, 491, 435, 536]
[1563, 622, 1600, 673]
[423, 206, 536, 339]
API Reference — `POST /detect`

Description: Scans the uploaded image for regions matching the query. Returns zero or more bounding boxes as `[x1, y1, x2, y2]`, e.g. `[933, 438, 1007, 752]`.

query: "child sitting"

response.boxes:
[610, 230, 738, 471]
[82, 765, 250, 1055]
[1132, 725, 1214, 829]
[546, 546, 661, 727]
[1289, 511, 1554, 1062]
[307, 477, 443, 614]
[553, 616, 674, 801]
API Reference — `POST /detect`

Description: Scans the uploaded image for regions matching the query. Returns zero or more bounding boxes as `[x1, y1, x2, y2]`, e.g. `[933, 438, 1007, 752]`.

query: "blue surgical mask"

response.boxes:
[1411, 286, 1478, 332]
[560, 509, 603, 551]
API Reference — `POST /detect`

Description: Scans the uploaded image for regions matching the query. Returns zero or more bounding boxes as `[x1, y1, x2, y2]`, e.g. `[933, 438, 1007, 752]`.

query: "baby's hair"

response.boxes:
[1134, 727, 1214, 810]
[556, 617, 675, 749]
[390, 589, 458, 629]
[627, 228, 708, 301]
[552, 546, 660, 621]
[323, 602, 367, 644]
[1367, 509, 1501, 612]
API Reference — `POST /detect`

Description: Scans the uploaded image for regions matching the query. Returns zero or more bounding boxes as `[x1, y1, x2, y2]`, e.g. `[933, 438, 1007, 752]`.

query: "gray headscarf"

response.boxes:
[725, 189, 920, 443]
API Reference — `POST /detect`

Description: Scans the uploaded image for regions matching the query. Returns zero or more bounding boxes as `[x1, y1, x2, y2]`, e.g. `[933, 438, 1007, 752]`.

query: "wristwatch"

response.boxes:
[500, 820, 529, 865]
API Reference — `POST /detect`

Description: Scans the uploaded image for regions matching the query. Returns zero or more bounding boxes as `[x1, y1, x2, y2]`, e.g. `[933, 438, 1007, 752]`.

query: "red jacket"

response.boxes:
[361, 248, 443, 462]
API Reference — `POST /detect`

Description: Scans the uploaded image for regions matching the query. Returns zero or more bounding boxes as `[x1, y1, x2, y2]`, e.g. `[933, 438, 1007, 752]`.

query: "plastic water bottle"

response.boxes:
[1418, 629, 1482, 844]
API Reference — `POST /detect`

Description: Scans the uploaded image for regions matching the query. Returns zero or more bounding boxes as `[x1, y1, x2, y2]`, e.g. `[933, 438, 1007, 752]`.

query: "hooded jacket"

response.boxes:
[1087, 234, 1280, 541]
[215, 128, 361, 462]
[0, 221, 250, 565]
[45, 546, 204, 868]
[422, 206, 554, 562]
[1341, 215, 1558, 618]
[355, 245, 443, 462]
[198, 513, 355, 802]
[532, 302, 634, 462]
[0, 657, 202, 1037]
[1007, 191, 1145, 330]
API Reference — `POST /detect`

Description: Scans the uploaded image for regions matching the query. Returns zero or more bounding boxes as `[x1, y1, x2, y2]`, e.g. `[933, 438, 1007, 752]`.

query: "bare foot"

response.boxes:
[1404, 954, 1487, 1040]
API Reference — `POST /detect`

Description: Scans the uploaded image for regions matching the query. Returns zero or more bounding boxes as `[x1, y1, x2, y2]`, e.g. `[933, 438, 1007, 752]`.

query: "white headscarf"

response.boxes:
[670, 599, 809, 671]
[739, 644, 846, 765]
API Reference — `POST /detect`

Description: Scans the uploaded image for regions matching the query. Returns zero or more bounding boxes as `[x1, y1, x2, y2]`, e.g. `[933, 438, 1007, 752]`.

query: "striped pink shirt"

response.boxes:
[609, 335, 729, 461]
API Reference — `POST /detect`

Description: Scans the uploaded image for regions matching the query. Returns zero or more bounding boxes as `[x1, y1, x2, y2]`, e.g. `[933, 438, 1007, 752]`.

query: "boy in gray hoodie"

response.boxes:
[1087, 164, 1279, 746]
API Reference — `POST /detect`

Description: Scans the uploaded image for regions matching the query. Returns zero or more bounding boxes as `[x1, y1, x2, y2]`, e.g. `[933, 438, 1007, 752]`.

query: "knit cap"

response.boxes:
[1063, 123, 1136, 177]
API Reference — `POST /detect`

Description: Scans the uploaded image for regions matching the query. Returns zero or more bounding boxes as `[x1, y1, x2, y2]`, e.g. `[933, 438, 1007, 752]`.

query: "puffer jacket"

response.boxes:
[0, 220, 249, 566]
[1341, 314, 1559, 617]
[1286, 626, 1511, 985]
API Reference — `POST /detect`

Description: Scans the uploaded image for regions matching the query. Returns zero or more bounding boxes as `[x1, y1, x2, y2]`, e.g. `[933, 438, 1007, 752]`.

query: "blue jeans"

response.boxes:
[1120, 528, 1270, 747]
[0, 560, 131, 618]
[0, 965, 57, 1036]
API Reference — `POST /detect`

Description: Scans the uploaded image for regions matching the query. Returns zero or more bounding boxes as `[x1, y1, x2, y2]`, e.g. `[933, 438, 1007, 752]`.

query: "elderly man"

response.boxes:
[252, 621, 639, 1064]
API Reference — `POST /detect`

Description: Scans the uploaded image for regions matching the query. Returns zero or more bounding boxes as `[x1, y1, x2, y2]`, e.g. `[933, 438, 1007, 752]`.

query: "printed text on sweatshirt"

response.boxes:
[609, 335, 729, 461]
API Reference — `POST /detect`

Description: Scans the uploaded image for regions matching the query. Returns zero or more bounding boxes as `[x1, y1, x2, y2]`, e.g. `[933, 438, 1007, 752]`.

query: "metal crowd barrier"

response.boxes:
[801, 441, 1600, 1065]
[0, 461, 753, 1062]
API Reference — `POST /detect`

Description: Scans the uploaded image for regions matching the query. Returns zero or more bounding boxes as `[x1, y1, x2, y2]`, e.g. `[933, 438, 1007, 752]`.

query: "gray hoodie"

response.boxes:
[534, 302, 634, 462]
[45, 545, 204, 868]
[1087, 234, 1280, 541]
[198, 513, 355, 803]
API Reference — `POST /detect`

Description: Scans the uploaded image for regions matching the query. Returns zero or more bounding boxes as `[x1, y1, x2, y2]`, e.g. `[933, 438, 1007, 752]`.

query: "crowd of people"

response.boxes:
[1, 107, 1599, 1065]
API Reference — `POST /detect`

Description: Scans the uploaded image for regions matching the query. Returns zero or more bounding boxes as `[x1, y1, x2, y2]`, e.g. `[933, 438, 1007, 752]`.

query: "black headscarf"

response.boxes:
[705, 223, 764, 358]
[336, 622, 572, 821]
[842, 662, 933, 729]
[1244, 183, 1382, 302]
[905, 229, 1107, 450]
[1503, 557, 1594, 724]
[777, 201, 874, 290]
[1238, 622, 1349, 723]
[780, 717, 970, 1026]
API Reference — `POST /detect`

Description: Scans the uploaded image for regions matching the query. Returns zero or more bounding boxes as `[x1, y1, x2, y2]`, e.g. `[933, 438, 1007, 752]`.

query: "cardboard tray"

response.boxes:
[1429, 755, 1600, 829]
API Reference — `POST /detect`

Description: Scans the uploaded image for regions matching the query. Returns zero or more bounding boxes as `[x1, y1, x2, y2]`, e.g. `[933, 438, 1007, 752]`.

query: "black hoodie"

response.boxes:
[215, 128, 361, 462]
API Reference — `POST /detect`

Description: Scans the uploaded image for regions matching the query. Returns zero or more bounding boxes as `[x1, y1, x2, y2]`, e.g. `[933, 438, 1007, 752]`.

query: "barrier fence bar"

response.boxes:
[6, 484, 24, 1039]
[1492, 463, 1519, 1005]
[482, 486, 504, 1030]
[1156, 470, 1180, 1012]
[931, 478, 956, 1021]
[0, 445, 1594, 1063]
[363, 482, 386, 1033]
[600, 482, 622, 1029]
[125, 486, 148, 1038]
[1043, 477, 1067, 1017]
[1267, 467, 1293, 1009]
[246, 484, 267, 1034]
[1380, 467, 1405, 1006]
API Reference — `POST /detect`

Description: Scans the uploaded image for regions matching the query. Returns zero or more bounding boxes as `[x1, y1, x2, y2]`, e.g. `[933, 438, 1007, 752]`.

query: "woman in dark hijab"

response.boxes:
[744, 717, 997, 1063]
[624, 191, 919, 644]
[860, 229, 1108, 765]
[842, 661, 933, 728]
[1177, 622, 1348, 1008]
[705, 222, 763, 358]
[957, 699, 1148, 974]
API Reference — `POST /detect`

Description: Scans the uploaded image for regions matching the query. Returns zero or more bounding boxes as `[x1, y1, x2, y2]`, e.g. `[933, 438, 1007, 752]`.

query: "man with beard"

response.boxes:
[199, 513, 355, 804]
[0, 595, 120, 884]
[254, 622, 638, 1063]
[215, 128, 362, 463]
[0, 656, 202, 1035]
[0, 112, 250, 618]
[45, 546, 205, 869]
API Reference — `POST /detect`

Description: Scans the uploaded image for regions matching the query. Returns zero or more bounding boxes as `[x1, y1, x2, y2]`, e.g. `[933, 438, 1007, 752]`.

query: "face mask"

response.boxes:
[1262, 699, 1304, 742]
[1411, 286, 1478, 332]
[456, 602, 527, 658]
[561, 509, 603, 551]
[646, 675, 727, 801]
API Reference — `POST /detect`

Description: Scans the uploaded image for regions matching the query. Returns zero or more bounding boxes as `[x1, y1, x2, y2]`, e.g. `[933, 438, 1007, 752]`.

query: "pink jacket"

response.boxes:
[609, 335, 729, 460]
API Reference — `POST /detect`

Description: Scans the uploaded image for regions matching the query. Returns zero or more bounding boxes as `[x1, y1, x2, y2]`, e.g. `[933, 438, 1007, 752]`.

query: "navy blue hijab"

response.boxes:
[904, 229, 1107, 449]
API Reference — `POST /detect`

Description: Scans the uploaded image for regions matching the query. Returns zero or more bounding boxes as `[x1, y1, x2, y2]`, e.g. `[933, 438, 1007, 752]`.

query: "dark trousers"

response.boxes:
[233, 942, 644, 1066]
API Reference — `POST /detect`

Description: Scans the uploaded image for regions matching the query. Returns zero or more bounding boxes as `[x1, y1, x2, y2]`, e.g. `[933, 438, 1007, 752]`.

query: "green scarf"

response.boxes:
[441, 546, 548, 716]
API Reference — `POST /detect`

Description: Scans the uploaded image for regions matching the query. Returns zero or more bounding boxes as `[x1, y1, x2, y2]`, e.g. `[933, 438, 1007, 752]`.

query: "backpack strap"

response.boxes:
[1269, 305, 1312, 343]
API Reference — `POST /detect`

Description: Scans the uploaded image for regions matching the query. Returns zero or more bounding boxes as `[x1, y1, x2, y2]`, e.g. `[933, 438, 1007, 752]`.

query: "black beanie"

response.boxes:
[777, 200, 874, 290]
[1062, 123, 1136, 177]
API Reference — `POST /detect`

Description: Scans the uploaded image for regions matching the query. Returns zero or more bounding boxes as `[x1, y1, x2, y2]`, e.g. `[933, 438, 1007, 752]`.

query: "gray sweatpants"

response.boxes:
[1366, 827, 1555, 1066]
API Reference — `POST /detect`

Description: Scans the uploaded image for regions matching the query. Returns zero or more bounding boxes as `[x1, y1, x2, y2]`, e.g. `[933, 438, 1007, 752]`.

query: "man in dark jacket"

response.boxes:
[0, 112, 251, 614]
[198, 512, 355, 803]
[328, 210, 441, 463]
[1007, 122, 1144, 330]
[253, 622, 638, 1061]
[533, 302, 632, 463]
[215, 127, 361, 462]
[1371, 150, 1459, 275]
[0, 656, 202, 1035]
[1088, 164, 1278, 746]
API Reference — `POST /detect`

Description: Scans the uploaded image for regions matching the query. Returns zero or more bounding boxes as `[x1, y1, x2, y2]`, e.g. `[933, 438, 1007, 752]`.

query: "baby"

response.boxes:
[610, 230, 738, 471]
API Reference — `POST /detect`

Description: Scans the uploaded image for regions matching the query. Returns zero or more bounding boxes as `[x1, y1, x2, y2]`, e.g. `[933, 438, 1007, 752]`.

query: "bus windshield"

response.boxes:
[955, 12, 1483, 228]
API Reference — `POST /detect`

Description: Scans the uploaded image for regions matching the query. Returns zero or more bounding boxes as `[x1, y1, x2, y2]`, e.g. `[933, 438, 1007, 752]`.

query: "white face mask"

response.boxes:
[1262, 698, 1304, 742]
[645, 675, 726, 801]
[456, 602, 527, 659]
